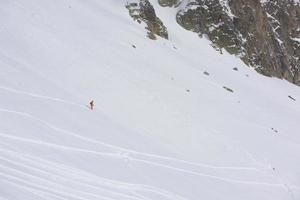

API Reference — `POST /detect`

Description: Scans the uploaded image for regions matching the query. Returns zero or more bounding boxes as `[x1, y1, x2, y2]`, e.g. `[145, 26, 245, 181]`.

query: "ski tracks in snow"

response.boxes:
[0, 148, 186, 200]
[0, 107, 299, 190]
[0, 86, 85, 108]
[1, 85, 300, 199]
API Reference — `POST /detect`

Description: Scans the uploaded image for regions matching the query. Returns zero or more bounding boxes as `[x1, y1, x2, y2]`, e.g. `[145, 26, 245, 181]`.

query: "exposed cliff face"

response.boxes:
[125, 0, 300, 85]
[176, 0, 300, 85]
[126, 0, 168, 39]
[262, 0, 300, 83]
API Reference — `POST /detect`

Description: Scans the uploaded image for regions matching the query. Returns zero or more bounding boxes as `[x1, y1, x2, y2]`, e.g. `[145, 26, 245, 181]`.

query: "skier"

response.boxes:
[89, 100, 94, 110]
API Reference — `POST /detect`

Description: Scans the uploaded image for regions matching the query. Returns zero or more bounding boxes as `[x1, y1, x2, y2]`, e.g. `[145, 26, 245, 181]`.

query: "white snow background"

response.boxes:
[0, 0, 300, 199]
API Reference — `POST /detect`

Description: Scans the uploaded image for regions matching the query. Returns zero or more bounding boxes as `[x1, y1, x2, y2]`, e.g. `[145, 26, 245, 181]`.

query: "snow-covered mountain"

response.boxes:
[0, 0, 300, 200]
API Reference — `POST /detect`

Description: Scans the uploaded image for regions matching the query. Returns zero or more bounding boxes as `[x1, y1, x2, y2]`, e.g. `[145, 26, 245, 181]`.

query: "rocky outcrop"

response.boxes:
[126, 0, 168, 39]
[175, 0, 300, 85]
[176, 0, 243, 55]
[125, 0, 300, 85]
[262, 0, 300, 83]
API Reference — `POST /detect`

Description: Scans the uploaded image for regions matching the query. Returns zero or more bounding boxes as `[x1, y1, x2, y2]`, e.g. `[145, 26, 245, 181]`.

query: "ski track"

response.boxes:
[2, 178, 71, 200]
[1, 86, 300, 197]
[0, 155, 144, 200]
[1, 164, 170, 200]
[0, 172, 119, 200]
[0, 132, 122, 158]
[1, 131, 298, 189]
[0, 149, 187, 200]
[0, 105, 258, 171]
[0, 165, 181, 200]
[0, 148, 176, 195]
[0, 86, 85, 108]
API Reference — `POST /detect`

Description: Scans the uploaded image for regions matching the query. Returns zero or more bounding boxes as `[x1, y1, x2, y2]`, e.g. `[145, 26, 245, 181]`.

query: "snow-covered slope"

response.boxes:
[0, 0, 300, 199]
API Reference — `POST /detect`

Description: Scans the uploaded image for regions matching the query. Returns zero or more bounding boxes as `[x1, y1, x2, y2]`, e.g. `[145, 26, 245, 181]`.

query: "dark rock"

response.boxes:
[126, 0, 168, 40]
[271, 127, 279, 133]
[203, 71, 210, 75]
[288, 95, 296, 101]
[175, 0, 300, 85]
[223, 86, 234, 93]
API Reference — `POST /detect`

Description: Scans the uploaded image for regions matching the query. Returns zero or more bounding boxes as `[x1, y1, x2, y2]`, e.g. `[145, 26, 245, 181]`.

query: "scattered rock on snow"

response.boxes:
[203, 71, 210, 76]
[271, 128, 279, 133]
[223, 86, 234, 93]
[288, 95, 296, 101]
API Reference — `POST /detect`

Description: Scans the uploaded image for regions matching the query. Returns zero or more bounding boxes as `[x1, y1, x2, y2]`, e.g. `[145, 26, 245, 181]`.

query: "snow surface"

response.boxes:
[0, 0, 300, 199]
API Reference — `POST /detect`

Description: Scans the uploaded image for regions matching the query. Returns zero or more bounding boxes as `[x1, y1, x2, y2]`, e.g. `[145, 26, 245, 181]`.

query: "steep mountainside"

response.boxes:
[1, 0, 300, 200]
[135, 0, 300, 85]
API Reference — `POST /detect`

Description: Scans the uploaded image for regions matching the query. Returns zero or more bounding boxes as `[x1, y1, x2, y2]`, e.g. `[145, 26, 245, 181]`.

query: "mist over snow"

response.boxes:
[0, 0, 300, 200]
